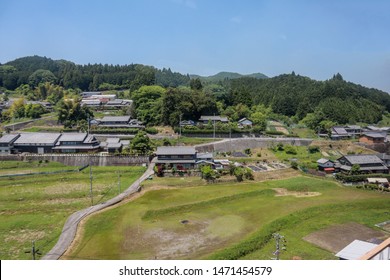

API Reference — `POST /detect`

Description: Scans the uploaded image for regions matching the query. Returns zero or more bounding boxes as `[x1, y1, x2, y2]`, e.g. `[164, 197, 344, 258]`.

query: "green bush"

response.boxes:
[145, 127, 158, 134]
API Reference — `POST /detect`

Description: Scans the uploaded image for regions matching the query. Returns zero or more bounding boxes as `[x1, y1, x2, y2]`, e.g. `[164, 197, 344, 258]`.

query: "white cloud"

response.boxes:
[172, 0, 197, 9]
[230, 16, 242, 24]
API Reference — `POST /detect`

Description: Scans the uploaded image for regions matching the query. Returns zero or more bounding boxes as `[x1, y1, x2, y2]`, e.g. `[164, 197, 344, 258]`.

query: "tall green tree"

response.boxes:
[130, 131, 153, 155]
[56, 98, 93, 128]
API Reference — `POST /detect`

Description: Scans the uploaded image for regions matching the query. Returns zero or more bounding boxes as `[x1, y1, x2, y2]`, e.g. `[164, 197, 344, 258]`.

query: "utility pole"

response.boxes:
[213, 114, 216, 140]
[179, 114, 182, 143]
[272, 233, 287, 260]
[89, 157, 93, 206]
[118, 172, 121, 194]
[25, 241, 41, 260]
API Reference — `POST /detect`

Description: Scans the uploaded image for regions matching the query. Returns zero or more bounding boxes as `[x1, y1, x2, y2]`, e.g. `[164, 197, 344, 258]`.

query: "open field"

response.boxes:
[64, 173, 390, 260]
[0, 161, 146, 260]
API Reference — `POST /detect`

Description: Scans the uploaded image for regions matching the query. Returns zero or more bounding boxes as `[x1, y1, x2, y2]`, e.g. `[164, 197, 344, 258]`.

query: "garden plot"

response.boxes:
[248, 161, 289, 172]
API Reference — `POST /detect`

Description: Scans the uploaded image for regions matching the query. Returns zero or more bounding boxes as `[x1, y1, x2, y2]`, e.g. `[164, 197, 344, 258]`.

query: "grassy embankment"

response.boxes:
[0, 161, 146, 260]
[64, 174, 389, 260]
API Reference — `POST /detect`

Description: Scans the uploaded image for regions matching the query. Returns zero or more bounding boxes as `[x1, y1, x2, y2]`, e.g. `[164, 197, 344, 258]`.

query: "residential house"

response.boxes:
[238, 118, 253, 129]
[52, 133, 100, 153]
[198, 115, 229, 124]
[128, 119, 144, 128]
[330, 126, 350, 140]
[81, 99, 101, 107]
[98, 116, 132, 128]
[104, 99, 133, 109]
[104, 138, 123, 153]
[316, 158, 335, 173]
[180, 120, 196, 127]
[0, 134, 20, 154]
[335, 154, 389, 174]
[80, 91, 102, 98]
[13, 133, 62, 154]
[359, 132, 386, 144]
[365, 125, 390, 133]
[344, 125, 362, 137]
[376, 153, 390, 167]
[155, 146, 198, 170]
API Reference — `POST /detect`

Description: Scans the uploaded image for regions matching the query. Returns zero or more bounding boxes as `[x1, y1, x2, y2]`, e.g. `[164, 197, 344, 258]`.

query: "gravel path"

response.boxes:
[42, 162, 155, 260]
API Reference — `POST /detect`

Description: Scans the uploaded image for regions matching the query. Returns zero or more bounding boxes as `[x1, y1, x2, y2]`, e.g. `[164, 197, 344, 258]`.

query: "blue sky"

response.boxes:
[0, 0, 389, 92]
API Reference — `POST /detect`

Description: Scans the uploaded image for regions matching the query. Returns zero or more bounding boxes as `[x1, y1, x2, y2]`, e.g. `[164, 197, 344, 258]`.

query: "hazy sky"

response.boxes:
[0, 0, 389, 92]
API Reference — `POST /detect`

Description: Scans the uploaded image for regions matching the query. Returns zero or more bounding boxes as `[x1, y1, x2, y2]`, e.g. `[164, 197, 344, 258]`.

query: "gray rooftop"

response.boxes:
[14, 133, 61, 145]
[0, 134, 20, 144]
[100, 116, 131, 122]
[58, 133, 87, 142]
[317, 158, 332, 164]
[156, 146, 196, 155]
[199, 115, 229, 122]
[342, 154, 384, 165]
[106, 138, 120, 143]
[336, 240, 377, 260]
[362, 132, 386, 139]
[332, 126, 348, 135]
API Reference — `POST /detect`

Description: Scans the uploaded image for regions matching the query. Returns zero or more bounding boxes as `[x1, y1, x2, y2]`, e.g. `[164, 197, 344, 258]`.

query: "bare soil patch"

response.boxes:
[303, 222, 388, 253]
[272, 188, 321, 197]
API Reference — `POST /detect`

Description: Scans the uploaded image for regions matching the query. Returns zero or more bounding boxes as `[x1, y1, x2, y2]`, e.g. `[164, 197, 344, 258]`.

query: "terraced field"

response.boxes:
[63, 174, 390, 260]
[0, 161, 146, 260]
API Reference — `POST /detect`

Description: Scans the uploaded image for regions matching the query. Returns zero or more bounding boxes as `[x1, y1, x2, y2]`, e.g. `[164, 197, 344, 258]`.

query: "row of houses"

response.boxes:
[330, 125, 390, 142]
[0, 132, 129, 154]
[95, 116, 144, 129]
[317, 154, 390, 174]
[181, 116, 253, 129]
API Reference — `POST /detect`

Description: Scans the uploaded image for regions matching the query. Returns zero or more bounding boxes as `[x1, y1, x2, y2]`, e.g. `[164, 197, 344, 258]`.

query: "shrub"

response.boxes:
[284, 145, 297, 155]
[308, 145, 320, 154]
[145, 127, 158, 134]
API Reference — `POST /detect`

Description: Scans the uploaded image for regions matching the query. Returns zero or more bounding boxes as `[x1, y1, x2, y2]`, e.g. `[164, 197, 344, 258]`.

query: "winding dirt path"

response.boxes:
[41, 162, 155, 260]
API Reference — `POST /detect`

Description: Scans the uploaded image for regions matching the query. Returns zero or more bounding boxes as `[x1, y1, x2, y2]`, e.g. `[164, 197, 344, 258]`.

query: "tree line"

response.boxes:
[1, 56, 390, 132]
[0, 55, 190, 91]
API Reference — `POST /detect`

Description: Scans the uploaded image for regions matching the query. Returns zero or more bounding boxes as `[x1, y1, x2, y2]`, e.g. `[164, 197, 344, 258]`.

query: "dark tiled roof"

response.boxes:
[0, 134, 20, 144]
[14, 133, 61, 145]
[156, 146, 196, 155]
[342, 154, 384, 165]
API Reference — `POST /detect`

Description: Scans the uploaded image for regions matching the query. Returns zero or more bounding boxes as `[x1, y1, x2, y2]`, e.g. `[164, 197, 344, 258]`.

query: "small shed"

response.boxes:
[366, 178, 389, 188]
[316, 158, 334, 173]
[336, 240, 378, 260]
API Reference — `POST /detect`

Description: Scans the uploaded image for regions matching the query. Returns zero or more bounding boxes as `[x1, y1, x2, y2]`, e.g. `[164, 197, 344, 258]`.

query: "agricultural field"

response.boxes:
[0, 161, 146, 260]
[63, 173, 390, 260]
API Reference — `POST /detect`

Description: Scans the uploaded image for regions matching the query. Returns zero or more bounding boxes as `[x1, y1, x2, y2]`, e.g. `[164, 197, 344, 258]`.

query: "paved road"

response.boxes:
[42, 162, 155, 260]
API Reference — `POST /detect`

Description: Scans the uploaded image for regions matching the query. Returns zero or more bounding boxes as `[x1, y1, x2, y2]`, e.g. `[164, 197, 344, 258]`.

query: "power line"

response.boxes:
[25, 240, 41, 260]
[272, 233, 287, 260]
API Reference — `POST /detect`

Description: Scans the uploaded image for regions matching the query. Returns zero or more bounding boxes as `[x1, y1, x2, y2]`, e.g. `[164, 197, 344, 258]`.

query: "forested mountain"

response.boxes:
[1, 55, 390, 130]
[190, 71, 268, 82]
[0, 56, 190, 91]
[228, 73, 390, 125]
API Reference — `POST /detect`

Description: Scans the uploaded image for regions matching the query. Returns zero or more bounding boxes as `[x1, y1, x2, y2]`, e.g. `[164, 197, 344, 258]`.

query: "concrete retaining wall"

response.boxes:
[0, 154, 149, 166]
[195, 137, 313, 153]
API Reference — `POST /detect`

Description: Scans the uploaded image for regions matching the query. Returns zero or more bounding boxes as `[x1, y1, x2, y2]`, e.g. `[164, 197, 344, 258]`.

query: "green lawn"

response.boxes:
[0, 161, 146, 260]
[64, 175, 390, 260]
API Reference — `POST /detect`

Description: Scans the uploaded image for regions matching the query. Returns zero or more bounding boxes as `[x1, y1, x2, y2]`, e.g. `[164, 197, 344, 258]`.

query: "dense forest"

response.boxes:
[1, 55, 390, 131]
[0, 55, 190, 91]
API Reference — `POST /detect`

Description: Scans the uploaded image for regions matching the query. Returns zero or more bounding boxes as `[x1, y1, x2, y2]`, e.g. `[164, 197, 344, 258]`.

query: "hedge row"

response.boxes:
[335, 173, 390, 182]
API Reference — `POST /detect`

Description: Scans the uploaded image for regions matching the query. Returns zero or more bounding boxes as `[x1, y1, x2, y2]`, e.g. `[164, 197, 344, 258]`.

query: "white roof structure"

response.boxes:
[336, 240, 377, 260]
[366, 178, 389, 184]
